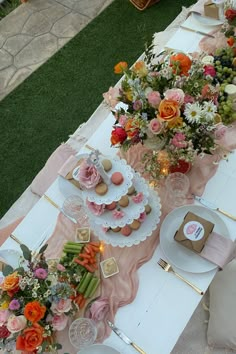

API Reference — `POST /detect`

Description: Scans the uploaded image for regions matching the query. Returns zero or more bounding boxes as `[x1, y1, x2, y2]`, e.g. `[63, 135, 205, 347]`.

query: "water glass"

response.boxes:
[62, 195, 89, 226]
[165, 172, 190, 209]
[69, 318, 97, 350]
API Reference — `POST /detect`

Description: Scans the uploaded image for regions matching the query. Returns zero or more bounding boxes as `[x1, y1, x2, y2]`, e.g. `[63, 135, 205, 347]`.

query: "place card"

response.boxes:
[75, 227, 91, 243]
[100, 257, 119, 278]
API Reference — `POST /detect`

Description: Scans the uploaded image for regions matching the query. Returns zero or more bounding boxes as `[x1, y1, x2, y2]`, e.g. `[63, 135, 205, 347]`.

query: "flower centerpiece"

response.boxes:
[103, 42, 236, 179]
[0, 244, 80, 353]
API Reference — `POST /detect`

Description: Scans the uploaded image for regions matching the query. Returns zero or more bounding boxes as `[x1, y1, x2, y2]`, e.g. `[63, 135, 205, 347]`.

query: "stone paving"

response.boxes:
[0, 0, 114, 101]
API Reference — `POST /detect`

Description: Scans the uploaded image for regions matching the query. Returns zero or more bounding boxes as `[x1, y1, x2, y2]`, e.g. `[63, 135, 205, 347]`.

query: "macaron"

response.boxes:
[95, 182, 108, 195]
[145, 204, 152, 214]
[129, 220, 141, 230]
[106, 201, 117, 210]
[111, 226, 121, 233]
[102, 159, 112, 172]
[121, 225, 132, 237]
[118, 195, 129, 208]
[111, 172, 124, 185]
[127, 185, 136, 195]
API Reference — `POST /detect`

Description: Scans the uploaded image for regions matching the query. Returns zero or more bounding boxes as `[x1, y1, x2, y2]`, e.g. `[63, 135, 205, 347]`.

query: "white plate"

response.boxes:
[78, 344, 120, 354]
[160, 205, 231, 273]
[0, 249, 22, 270]
[192, 12, 223, 26]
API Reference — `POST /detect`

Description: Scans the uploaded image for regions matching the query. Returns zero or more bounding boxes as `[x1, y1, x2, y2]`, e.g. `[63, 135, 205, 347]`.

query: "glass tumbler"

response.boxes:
[69, 318, 97, 350]
[62, 195, 89, 226]
[165, 172, 190, 209]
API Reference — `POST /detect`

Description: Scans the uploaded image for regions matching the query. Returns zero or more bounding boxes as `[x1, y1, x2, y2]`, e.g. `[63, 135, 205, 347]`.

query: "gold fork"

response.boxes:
[157, 259, 204, 295]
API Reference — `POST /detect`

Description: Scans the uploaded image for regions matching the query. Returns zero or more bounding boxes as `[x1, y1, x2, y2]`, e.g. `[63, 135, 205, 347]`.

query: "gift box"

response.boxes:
[174, 212, 214, 253]
[204, 0, 220, 19]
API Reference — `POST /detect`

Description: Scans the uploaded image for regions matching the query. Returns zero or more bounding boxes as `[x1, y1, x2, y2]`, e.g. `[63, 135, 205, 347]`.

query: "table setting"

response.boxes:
[0, 0, 236, 353]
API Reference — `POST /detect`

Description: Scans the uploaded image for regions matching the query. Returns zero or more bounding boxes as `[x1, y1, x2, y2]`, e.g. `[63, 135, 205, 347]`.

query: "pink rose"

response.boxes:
[112, 209, 125, 219]
[164, 88, 185, 105]
[204, 65, 216, 77]
[51, 313, 68, 331]
[86, 200, 105, 216]
[170, 133, 187, 148]
[7, 315, 27, 333]
[103, 86, 120, 108]
[57, 264, 66, 272]
[88, 297, 110, 322]
[118, 115, 127, 127]
[132, 192, 144, 203]
[148, 118, 162, 134]
[184, 94, 195, 104]
[0, 310, 9, 326]
[51, 299, 72, 314]
[147, 91, 161, 108]
[76, 161, 101, 189]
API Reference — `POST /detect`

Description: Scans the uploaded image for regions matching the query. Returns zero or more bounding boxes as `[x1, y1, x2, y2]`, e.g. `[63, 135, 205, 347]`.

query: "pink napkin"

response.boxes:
[58, 155, 80, 178]
[0, 217, 24, 246]
[201, 232, 236, 270]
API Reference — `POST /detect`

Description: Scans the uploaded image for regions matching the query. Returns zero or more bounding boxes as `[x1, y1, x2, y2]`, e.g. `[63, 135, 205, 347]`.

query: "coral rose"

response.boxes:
[1, 272, 19, 296]
[24, 301, 46, 323]
[158, 99, 180, 122]
[16, 323, 44, 352]
[170, 53, 192, 76]
[114, 61, 128, 74]
[110, 127, 127, 145]
[227, 36, 235, 47]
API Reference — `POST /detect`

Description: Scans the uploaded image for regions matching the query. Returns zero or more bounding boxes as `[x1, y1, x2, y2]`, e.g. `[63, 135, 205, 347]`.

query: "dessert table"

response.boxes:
[1, 1, 236, 353]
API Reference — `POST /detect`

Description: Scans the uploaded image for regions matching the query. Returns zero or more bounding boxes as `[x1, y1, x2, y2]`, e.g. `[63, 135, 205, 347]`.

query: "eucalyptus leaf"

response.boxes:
[39, 243, 48, 254]
[2, 264, 14, 276]
[20, 244, 32, 261]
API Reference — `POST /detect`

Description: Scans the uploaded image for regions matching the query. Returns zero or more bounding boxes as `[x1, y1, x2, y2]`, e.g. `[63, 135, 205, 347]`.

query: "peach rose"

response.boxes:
[24, 301, 46, 323]
[133, 61, 148, 77]
[157, 99, 180, 122]
[103, 86, 120, 108]
[1, 272, 19, 296]
[16, 323, 44, 352]
[147, 91, 161, 108]
[7, 315, 27, 333]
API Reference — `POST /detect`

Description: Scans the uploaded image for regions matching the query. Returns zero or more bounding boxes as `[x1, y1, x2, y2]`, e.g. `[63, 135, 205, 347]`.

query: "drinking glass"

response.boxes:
[62, 195, 89, 226]
[165, 172, 190, 210]
[69, 318, 97, 350]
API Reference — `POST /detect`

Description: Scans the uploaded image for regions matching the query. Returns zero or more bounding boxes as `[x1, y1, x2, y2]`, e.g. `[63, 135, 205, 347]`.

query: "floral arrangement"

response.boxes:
[103, 41, 236, 178]
[223, 0, 236, 47]
[0, 244, 80, 353]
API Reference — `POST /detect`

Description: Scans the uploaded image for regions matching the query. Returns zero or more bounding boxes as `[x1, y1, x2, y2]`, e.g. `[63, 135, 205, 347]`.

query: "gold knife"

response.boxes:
[180, 25, 215, 38]
[107, 320, 146, 354]
[10, 233, 22, 245]
[43, 195, 77, 224]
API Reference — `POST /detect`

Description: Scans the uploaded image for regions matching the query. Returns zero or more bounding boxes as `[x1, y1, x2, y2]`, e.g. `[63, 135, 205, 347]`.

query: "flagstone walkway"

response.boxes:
[0, 0, 113, 101]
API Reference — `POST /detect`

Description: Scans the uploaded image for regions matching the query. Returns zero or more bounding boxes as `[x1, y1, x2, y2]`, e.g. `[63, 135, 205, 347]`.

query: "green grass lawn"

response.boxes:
[0, 0, 195, 217]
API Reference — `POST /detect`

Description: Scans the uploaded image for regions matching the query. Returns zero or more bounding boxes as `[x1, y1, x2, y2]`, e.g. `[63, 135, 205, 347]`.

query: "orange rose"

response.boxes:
[16, 323, 44, 352]
[170, 53, 192, 76]
[227, 36, 235, 47]
[125, 119, 140, 138]
[24, 301, 46, 323]
[1, 272, 19, 296]
[133, 61, 148, 77]
[114, 61, 128, 74]
[157, 99, 180, 122]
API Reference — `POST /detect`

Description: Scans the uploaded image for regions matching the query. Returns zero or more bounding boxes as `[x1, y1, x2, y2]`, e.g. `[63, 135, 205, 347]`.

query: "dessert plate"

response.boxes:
[192, 12, 223, 26]
[160, 205, 231, 273]
[90, 191, 161, 247]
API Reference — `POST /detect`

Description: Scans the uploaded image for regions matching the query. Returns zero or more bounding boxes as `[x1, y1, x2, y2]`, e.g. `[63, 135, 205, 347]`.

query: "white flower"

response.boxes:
[202, 101, 217, 121]
[184, 102, 202, 123]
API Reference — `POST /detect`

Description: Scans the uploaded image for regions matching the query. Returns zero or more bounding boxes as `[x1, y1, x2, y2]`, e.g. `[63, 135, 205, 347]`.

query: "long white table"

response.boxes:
[2, 4, 236, 353]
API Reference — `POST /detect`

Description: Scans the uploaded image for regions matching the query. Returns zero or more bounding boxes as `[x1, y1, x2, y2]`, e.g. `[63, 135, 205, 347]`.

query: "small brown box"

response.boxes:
[204, 0, 219, 20]
[174, 212, 214, 253]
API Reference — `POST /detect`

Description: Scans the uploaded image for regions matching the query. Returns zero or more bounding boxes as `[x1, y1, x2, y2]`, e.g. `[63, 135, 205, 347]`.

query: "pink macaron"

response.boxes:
[121, 225, 132, 237]
[111, 172, 124, 185]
